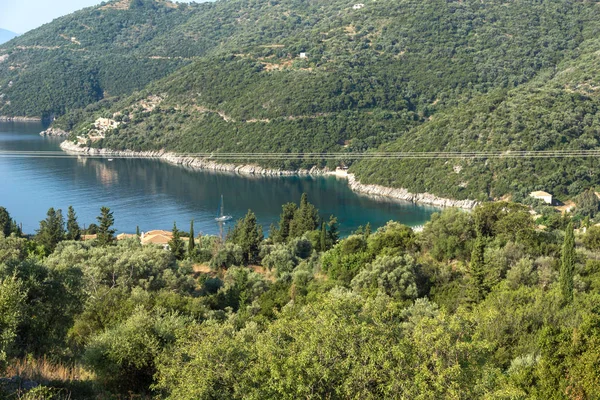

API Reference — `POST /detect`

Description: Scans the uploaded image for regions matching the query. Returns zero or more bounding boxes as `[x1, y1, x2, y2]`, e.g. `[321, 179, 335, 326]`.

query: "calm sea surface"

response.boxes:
[0, 121, 439, 236]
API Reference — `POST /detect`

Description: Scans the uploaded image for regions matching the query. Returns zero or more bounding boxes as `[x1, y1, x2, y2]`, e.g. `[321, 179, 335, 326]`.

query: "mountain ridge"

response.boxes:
[0, 29, 18, 45]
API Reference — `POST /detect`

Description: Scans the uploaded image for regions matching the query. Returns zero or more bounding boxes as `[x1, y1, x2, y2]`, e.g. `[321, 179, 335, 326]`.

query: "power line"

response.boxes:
[2, 150, 600, 159]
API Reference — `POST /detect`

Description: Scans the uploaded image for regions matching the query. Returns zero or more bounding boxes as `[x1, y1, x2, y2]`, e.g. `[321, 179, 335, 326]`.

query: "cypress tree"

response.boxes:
[470, 234, 486, 302]
[273, 202, 298, 243]
[327, 215, 339, 246]
[188, 220, 196, 256]
[136, 226, 141, 237]
[96, 206, 116, 246]
[66, 206, 81, 241]
[36, 208, 66, 254]
[560, 222, 575, 304]
[235, 210, 263, 264]
[289, 193, 319, 239]
[10, 220, 21, 237]
[0, 207, 11, 237]
[169, 222, 185, 260]
[365, 222, 372, 239]
[230, 210, 263, 264]
[320, 221, 327, 252]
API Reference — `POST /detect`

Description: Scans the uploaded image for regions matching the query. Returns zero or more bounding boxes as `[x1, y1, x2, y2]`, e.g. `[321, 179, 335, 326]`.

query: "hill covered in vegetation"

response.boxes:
[5, 0, 600, 200]
[0, 0, 218, 118]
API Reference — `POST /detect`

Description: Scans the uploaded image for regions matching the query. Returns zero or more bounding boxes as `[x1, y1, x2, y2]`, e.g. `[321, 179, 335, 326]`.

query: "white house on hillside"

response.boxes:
[530, 191, 553, 204]
[353, 4, 365, 10]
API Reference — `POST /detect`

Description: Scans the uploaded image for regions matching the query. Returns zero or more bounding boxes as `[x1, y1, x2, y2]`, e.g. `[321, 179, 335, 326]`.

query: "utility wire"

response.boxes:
[2, 150, 600, 159]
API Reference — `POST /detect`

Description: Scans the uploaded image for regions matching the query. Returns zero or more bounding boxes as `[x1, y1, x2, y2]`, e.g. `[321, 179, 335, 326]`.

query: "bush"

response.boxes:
[351, 254, 419, 301]
[420, 209, 475, 261]
[583, 226, 600, 251]
[210, 243, 243, 270]
[84, 308, 190, 392]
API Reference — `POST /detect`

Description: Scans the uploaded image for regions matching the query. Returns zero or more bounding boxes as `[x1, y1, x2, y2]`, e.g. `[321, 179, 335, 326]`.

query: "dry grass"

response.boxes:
[5, 357, 94, 384]
[556, 200, 576, 214]
[250, 265, 277, 282]
[193, 263, 214, 274]
[262, 59, 294, 71]
[100, 0, 130, 10]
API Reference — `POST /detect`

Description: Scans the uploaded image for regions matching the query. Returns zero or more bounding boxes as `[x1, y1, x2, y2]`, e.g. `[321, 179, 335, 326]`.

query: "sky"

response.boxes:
[0, 0, 200, 34]
[0, 0, 104, 33]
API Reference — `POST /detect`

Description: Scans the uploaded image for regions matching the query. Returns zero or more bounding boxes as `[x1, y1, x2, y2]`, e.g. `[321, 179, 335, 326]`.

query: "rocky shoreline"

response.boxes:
[0, 116, 42, 122]
[39, 127, 69, 137]
[60, 141, 478, 209]
[346, 174, 478, 209]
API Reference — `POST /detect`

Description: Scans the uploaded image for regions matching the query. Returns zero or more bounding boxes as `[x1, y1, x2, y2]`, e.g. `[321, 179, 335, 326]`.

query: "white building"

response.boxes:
[299, 52, 307, 59]
[530, 191, 553, 205]
[353, 3, 365, 10]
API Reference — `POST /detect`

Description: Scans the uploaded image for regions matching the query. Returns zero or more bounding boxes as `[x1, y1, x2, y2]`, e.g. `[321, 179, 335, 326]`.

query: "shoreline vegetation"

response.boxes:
[59, 140, 479, 209]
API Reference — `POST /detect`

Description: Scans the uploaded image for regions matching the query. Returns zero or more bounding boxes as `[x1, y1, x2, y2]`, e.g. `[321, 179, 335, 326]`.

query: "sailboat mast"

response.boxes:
[220, 194, 224, 217]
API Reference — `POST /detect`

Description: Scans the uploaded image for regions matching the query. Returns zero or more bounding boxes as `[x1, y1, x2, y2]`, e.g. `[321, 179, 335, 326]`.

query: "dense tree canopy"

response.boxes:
[0, 198, 599, 398]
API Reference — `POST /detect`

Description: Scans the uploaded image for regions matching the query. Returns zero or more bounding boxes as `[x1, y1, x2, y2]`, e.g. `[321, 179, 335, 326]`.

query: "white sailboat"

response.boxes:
[215, 194, 232, 222]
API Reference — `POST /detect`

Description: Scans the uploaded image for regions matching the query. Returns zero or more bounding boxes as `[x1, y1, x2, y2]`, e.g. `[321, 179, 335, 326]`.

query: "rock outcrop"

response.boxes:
[0, 116, 42, 122]
[40, 127, 68, 136]
[60, 141, 328, 176]
[60, 141, 479, 209]
[346, 174, 478, 209]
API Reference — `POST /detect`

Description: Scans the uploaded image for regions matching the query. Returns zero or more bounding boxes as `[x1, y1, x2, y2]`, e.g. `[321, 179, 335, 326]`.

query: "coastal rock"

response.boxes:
[60, 141, 478, 209]
[0, 116, 42, 122]
[346, 174, 478, 209]
[60, 141, 330, 176]
[40, 127, 68, 137]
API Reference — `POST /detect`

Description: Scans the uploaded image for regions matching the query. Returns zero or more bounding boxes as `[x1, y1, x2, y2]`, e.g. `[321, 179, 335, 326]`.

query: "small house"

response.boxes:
[530, 190, 553, 205]
[299, 52, 307, 59]
[353, 4, 365, 10]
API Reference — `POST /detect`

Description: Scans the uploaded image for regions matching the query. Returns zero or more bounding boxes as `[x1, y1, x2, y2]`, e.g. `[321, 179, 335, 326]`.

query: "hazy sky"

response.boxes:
[0, 0, 103, 33]
[0, 0, 201, 34]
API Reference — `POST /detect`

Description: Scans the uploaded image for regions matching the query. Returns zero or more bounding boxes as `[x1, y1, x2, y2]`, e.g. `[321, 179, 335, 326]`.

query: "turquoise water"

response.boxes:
[0, 122, 439, 236]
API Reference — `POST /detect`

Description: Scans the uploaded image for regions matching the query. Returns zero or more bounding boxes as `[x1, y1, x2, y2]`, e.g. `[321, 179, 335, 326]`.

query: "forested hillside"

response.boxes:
[5, 0, 600, 200]
[352, 34, 600, 202]
[0, 0, 213, 118]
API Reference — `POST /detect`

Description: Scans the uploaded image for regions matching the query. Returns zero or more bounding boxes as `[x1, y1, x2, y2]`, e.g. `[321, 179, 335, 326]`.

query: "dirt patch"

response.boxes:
[556, 200, 575, 214]
[138, 95, 163, 112]
[100, 0, 130, 10]
[192, 105, 234, 122]
[15, 45, 60, 50]
[262, 59, 293, 71]
[250, 265, 276, 282]
[193, 263, 213, 274]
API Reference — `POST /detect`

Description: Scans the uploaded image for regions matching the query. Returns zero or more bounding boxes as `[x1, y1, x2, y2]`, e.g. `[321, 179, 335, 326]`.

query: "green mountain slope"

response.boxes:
[9, 0, 600, 201]
[351, 34, 600, 202]
[0, 0, 216, 118]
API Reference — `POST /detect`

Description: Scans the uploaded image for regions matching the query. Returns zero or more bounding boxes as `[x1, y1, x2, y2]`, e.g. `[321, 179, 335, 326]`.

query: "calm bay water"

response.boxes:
[0, 122, 439, 236]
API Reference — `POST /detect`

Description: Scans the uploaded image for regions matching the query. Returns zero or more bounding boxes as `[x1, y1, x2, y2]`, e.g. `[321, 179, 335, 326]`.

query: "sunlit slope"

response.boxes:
[351, 35, 600, 201]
